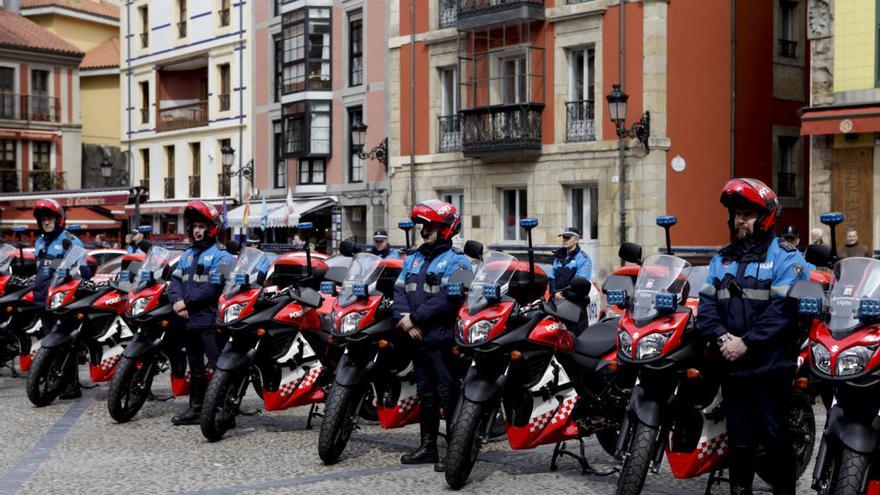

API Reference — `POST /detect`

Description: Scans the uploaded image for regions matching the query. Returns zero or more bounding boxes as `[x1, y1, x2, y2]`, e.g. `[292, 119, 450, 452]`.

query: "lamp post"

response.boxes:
[100, 157, 113, 186]
[220, 145, 255, 236]
[130, 185, 147, 229]
[606, 83, 651, 248]
[350, 120, 388, 169]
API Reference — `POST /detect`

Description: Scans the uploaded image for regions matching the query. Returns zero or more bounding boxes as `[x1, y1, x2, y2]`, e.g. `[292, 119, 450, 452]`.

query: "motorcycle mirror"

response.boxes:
[398, 220, 414, 251]
[338, 239, 357, 257]
[11, 226, 26, 233]
[619, 242, 642, 265]
[820, 212, 844, 265]
[804, 243, 832, 268]
[463, 240, 483, 259]
[137, 225, 153, 233]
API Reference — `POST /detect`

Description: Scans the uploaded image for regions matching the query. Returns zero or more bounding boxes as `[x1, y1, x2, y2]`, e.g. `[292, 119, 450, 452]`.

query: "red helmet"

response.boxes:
[33, 198, 65, 231]
[184, 200, 221, 238]
[411, 199, 461, 241]
[720, 178, 781, 235]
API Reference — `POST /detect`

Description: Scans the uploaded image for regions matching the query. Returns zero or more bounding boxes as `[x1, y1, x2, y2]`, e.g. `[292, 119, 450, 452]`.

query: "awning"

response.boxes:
[226, 197, 337, 228]
[123, 198, 233, 215]
[0, 206, 121, 229]
[0, 187, 133, 208]
[800, 105, 880, 136]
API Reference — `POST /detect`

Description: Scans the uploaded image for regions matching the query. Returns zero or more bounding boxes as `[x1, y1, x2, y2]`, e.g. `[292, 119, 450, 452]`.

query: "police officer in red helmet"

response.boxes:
[168, 201, 234, 425]
[394, 200, 472, 471]
[33, 199, 85, 398]
[697, 179, 809, 495]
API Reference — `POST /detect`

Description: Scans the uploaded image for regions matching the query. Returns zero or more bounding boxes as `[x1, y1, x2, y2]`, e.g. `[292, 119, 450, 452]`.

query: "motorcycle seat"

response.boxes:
[573, 320, 618, 358]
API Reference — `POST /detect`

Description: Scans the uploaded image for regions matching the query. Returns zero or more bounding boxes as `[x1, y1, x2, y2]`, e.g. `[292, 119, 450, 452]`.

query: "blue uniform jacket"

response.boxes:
[34, 229, 85, 306]
[549, 246, 592, 297]
[370, 246, 402, 259]
[697, 237, 809, 375]
[168, 242, 234, 330]
[393, 241, 471, 348]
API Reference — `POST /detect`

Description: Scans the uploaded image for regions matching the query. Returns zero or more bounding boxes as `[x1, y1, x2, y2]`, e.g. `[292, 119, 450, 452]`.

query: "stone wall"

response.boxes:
[807, 0, 833, 236]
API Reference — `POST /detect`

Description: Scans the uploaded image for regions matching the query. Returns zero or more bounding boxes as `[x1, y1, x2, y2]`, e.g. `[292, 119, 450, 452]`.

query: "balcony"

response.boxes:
[0, 169, 18, 193]
[778, 39, 797, 58]
[189, 175, 200, 197]
[438, 115, 461, 152]
[219, 8, 230, 26]
[30, 170, 65, 191]
[140, 108, 149, 124]
[164, 177, 175, 199]
[457, 0, 544, 30]
[565, 100, 595, 143]
[0, 94, 61, 122]
[218, 173, 231, 197]
[439, 0, 457, 28]
[460, 103, 543, 157]
[177, 21, 187, 38]
[157, 101, 208, 132]
[140, 33, 149, 48]
[218, 94, 230, 112]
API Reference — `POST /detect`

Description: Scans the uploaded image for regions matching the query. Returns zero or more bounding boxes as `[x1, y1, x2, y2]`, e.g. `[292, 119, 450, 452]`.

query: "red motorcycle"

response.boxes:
[201, 238, 338, 442]
[611, 215, 815, 495]
[26, 245, 133, 406]
[445, 218, 633, 489]
[317, 237, 418, 464]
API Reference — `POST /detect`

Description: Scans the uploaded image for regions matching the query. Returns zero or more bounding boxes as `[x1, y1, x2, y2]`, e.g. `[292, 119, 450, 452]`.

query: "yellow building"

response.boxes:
[20, 0, 124, 186]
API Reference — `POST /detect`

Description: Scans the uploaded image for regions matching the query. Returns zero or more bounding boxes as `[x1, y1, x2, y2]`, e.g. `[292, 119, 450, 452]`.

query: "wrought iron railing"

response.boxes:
[140, 32, 149, 48]
[219, 8, 230, 26]
[189, 176, 200, 197]
[460, 103, 543, 156]
[177, 21, 187, 38]
[0, 94, 61, 122]
[439, 0, 458, 28]
[777, 172, 797, 197]
[218, 94, 230, 111]
[218, 173, 231, 197]
[30, 170, 65, 192]
[565, 100, 595, 142]
[157, 101, 208, 132]
[458, 0, 543, 21]
[164, 177, 175, 199]
[0, 169, 18, 193]
[778, 39, 797, 58]
[438, 115, 461, 152]
[140, 108, 149, 124]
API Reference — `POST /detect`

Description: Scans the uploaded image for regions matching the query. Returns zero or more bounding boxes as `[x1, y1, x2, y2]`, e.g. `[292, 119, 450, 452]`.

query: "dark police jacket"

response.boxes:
[34, 229, 84, 307]
[168, 241, 234, 330]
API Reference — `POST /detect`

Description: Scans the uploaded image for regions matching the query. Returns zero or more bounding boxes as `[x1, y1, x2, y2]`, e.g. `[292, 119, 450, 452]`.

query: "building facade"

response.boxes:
[803, 0, 879, 253]
[245, 0, 389, 248]
[120, 0, 250, 239]
[390, 0, 810, 278]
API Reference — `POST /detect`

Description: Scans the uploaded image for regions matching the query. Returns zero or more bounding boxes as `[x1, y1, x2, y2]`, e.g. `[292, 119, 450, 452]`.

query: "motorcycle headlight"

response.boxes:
[636, 332, 672, 361]
[467, 318, 499, 345]
[131, 296, 152, 316]
[224, 303, 245, 323]
[340, 311, 366, 335]
[811, 342, 831, 375]
[49, 291, 68, 310]
[456, 318, 465, 343]
[618, 330, 633, 358]
[835, 345, 875, 377]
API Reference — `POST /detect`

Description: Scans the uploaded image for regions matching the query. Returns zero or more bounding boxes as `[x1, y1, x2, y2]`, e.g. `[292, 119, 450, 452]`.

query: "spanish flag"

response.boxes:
[242, 195, 251, 230]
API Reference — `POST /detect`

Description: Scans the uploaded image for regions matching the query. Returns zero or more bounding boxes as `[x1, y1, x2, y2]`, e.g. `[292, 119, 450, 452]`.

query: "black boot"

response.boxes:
[59, 352, 81, 400]
[728, 445, 756, 495]
[767, 443, 797, 495]
[435, 407, 455, 472]
[401, 406, 439, 465]
[172, 377, 205, 426]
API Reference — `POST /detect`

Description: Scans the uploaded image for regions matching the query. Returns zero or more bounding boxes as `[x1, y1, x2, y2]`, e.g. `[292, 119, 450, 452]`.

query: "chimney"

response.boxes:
[3, 0, 21, 14]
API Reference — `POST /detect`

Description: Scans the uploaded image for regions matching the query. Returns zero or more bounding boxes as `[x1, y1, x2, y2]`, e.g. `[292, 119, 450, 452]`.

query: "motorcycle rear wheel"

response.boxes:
[318, 384, 362, 465]
[445, 399, 494, 490]
[107, 357, 155, 423]
[200, 369, 246, 442]
[25, 347, 67, 407]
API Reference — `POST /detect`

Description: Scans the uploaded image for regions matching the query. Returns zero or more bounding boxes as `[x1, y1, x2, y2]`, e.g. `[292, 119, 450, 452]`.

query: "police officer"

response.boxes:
[369, 229, 401, 259]
[550, 227, 592, 301]
[168, 201, 234, 426]
[33, 199, 85, 399]
[697, 179, 808, 495]
[125, 230, 151, 254]
[394, 200, 471, 472]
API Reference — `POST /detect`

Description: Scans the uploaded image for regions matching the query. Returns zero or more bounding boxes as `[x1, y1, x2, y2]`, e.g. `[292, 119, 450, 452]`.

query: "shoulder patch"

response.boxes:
[451, 247, 463, 254]
[778, 240, 798, 252]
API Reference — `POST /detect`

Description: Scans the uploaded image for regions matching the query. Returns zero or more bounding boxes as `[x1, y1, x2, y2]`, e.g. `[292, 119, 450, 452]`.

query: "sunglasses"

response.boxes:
[562, 235, 574, 240]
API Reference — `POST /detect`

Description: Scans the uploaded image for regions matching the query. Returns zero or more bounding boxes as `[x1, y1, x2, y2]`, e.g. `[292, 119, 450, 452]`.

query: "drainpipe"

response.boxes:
[237, 0, 245, 239]
[730, 0, 736, 179]
[409, 0, 416, 246]
[126, 1, 135, 227]
[618, 0, 626, 247]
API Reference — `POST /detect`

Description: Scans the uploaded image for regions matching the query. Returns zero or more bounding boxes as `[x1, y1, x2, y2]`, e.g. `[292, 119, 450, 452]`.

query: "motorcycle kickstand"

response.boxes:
[704, 469, 728, 495]
[5, 363, 23, 378]
[306, 402, 323, 430]
[549, 438, 618, 476]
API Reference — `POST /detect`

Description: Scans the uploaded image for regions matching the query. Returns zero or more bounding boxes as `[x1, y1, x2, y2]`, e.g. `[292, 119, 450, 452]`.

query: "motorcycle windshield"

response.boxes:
[224, 247, 270, 297]
[50, 245, 88, 288]
[338, 252, 385, 307]
[130, 246, 174, 297]
[467, 251, 517, 312]
[0, 244, 17, 276]
[828, 257, 880, 335]
[632, 254, 692, 321]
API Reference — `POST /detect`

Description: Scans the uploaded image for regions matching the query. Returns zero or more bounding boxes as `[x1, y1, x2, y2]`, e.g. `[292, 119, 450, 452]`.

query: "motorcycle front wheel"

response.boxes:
[318, 384, 363, 465]
[445, 399, 495, 490]
[200, 369, 246, 442]
[25, 347, 68, 407]
[615, 421, 659, 495]
[107, 357, 155, 423]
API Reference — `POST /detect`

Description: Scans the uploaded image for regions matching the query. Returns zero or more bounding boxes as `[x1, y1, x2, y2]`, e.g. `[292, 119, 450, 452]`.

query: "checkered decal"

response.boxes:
[396, 395, 419, 413]
[279, 365, 323, 398]
[528, 395, 579, 433]
[695, 434, 727, 460]
[99, 345, 124, 371]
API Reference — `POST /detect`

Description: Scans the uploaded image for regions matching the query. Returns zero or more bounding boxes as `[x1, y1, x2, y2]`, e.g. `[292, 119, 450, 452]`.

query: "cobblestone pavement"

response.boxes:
[0, 369, 824, 495]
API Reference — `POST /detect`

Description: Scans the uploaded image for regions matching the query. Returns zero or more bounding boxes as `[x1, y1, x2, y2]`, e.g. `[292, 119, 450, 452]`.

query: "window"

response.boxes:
[349, 12, 363, 87]
[31, 70, 49, 120]
[139, 81, 149, 123]
[0, 67, 13, 119]
[777, 135, 799, 198]
[299, 158, 325, 185]
[273, 121, 287, 188]
[282, 101, 331, 157]
[282, 8, 331, 94]
[438, 67, 460, 152]
[139, 5, 149, 48]
[164, 145, 175, 199]
[440, 191, 464, 238]
[567, 185, 598, 241]
[219, 0, 231, 27]
[30, 142, 51, 191]
[274, 0, 282, 17]
[778, 0, 797, 58]
[218, 64, 230, 111]
[502, 56, 527, 104]
[0, 140, 16, 192]
[274, 36, 283, 103]
[501, 188, 527, 241]
[140, 148, 150, 187]
[566, 47, 595, 142]
[348, 106, 364, 183]
[177, 0, 187, 38]
[189, 142, 201, 196]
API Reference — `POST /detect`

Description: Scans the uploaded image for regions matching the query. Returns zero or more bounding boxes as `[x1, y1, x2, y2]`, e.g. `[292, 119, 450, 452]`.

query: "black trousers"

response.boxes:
[183, 327, 225, 380]
[412, 345, 463, 417]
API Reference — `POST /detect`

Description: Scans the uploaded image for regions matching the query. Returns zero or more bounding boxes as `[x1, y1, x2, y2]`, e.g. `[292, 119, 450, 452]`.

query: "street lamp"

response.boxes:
[221, 144, 235, 168]
[606, 84, 650, 152]
[100, 157, 113, 186]
[130, 185, 148, 229]
[220, 145, 254, 185]
[350, 120, 388, 169]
